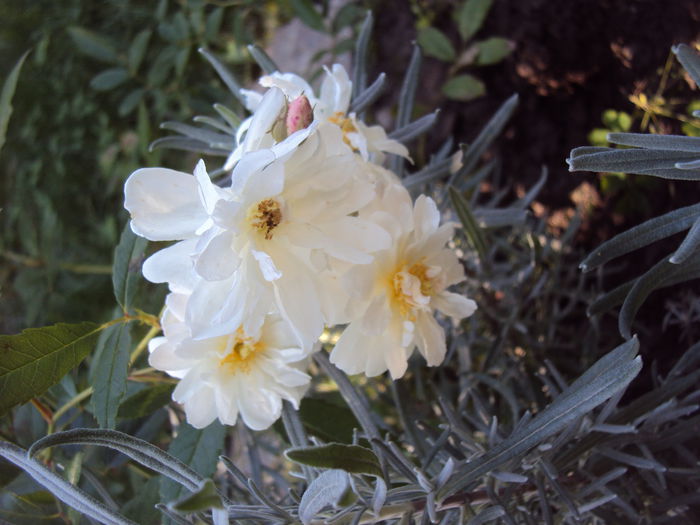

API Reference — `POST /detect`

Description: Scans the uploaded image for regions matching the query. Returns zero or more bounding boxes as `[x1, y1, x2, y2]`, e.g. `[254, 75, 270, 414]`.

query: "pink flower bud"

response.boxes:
[286, 95, 313, 135]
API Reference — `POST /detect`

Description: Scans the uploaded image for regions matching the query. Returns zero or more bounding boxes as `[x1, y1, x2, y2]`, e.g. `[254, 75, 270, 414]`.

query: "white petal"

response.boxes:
[251, 248, 282, 281]
[238, 383, 282, 430]
[414, 312, 447, 367]
[142, 239, 197, 291]
[320, 64, 351, 114]
[125, 168, 208, 241]
[230, 149, 277, 197]
[183, 387, 218, 429]
[195, 231, 240, 281]
[193, 160, 221, 214]
[330, 323, 366, 376]
[433, 291, 477, 320]
[414, 195, 440, 241]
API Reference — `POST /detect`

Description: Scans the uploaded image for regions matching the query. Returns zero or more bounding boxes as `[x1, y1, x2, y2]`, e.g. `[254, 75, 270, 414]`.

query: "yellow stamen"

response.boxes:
[328, 111, 358, 149]
[248, 199, 282, 240]
[390, 262, 434, 320]
[219, 328, 263, 374]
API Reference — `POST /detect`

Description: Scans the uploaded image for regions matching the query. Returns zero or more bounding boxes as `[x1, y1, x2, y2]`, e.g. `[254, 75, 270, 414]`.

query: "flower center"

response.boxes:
[219, 329, 263, 374]
[390, 262, 435, 319]
[328, 111, 358, 149]
[249, 198, 282, 240]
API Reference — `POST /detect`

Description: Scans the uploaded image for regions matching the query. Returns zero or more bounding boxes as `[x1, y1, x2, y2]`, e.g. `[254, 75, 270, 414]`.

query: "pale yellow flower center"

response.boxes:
[248, 198, 282, 240]
[390, 262, 434, 320]
[219, 328, 263, 374]
[328, 111, 358, 149]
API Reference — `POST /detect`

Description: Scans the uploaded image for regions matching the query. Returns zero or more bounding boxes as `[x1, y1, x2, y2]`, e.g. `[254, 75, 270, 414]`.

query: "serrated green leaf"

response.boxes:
[118, 383, 174, 419]
[67, 26, 118, 63]
[113, 222, 148, 311]
[456, 0, 493, 41]
[291, 0, 326, 32]
[91, 322, 131, 429]
[0, 322, 101, 414]
[90, 67, 129, 91]
[286, 443, 382, 477]
[299, 470, 349, 525]
[475, 37, 513, 65]
[442, 74, 486, 101]
[417, 26, 456, 62]
[128, 30, 152, 72]
[170, 479, 222, 512]
[299, 397, 359, 443]
[0, 50, 29, 155]
[160, 422, 227, 504]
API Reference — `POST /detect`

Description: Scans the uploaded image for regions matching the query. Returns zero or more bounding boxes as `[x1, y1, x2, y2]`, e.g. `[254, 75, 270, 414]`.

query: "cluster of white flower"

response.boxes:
[124, 64, 477, 430]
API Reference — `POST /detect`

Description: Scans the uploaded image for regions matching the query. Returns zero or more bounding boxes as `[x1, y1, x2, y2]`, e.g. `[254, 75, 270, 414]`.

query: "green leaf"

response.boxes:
[456, 0, 493, 41]
[170, 479, 222, 512]
[0, 322, 101, 415]
[0, 50, 29, 155]
[118, 383, 174, 419]
[113, 222, 148, 311]
[298, 397, 359, 443]
[449, 186, 489, 264]
[119, 89, 145, 117]
[67, 26, 118, 63]
[290, 0, 326, 32]
[442, 74, 486, 101]
[91, 322, 131, 429]
[299, 470, 350, 525]
[286, 443, 382, 477]
[417, 26, 456, 62]
[128, 30, 152, 72]
[90, 68, 129, 91]
[160, 422, 227, 504]
[475, 37, 513, 65]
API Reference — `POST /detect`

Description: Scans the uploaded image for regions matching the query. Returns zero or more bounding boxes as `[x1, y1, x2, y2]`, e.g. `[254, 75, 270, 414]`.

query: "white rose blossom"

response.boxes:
[330, 183, 477, 379]
[149, 291, 313, 430]
[225, 63, 409, 170]
[125, 117, 391, 350]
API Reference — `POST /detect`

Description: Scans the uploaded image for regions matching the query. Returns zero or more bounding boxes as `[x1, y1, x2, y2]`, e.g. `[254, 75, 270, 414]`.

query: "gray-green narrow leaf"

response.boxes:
[91, 322, 131, 429]
[286, 443, 383, 477]
[28, 428, 203, 493]
[0, 322, 101, 414]
[299, 469, 350, 525]
[0, 441, 136, 525]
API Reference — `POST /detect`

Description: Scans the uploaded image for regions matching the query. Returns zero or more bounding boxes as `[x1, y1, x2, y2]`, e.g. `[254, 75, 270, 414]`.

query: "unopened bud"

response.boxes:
[286, 95, 313, 135]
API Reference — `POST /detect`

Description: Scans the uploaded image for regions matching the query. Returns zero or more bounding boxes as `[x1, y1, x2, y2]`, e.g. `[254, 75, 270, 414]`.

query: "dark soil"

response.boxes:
[374, 0, 700, 365]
